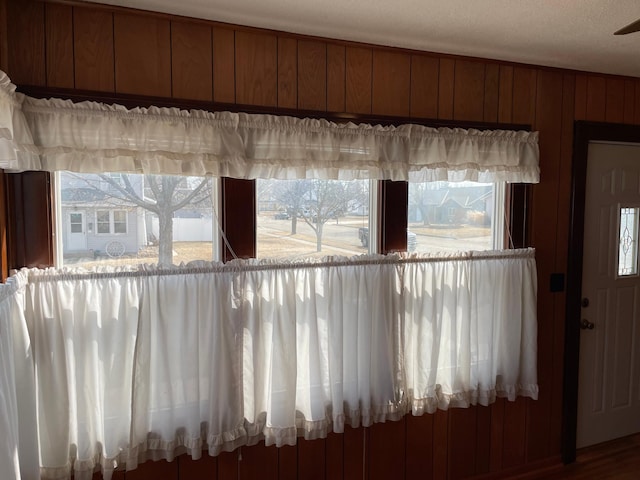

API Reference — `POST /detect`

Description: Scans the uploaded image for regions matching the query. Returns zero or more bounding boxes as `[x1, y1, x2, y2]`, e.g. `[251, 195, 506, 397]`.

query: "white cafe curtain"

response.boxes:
[0, 70, 539, 183]
[3, 250, 537, 480]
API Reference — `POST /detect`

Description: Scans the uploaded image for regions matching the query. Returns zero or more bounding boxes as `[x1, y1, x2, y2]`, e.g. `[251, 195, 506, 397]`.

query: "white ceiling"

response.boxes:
[87, 0, 640, 78]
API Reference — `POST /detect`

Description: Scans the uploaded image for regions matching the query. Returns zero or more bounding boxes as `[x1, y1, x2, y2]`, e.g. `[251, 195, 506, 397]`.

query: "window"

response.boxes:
[69, 213, 83, 233]
[618, 206, 639, 276]
[256, 179, 371, 259]
[55, 172, 218, 267]
[408, 181, 505, 253]
[96, 210, 115, 234]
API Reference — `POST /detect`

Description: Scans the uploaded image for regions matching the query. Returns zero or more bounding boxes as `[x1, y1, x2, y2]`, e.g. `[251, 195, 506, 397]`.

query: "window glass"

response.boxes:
[408, 181, 503, 253]
[56, 172, 217, 267]
[69, 213, 83, 233]
[256, 179, 370, 259]
[113, 211, 128, 234]
[96, 211, 110, 234]
[618, 206, 639, 277]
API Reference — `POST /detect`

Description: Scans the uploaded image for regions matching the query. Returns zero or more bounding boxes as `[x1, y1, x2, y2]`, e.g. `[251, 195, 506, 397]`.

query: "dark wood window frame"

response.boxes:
[1, 85, 531, 277]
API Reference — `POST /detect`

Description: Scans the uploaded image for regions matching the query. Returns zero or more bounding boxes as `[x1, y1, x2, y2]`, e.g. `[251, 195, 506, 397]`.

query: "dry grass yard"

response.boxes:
[63, 213, 491, 268]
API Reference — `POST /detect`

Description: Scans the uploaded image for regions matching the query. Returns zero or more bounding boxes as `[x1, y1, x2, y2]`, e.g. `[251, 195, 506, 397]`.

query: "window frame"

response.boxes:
[94, 209, 129, 236]
[1, 89, 532, 276]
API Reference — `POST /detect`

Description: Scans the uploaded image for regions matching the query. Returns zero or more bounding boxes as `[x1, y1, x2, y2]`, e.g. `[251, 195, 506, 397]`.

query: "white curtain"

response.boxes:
[0, 273, 39, 480]
[4, 250, 537, 480]
[0, 70, 539, 183]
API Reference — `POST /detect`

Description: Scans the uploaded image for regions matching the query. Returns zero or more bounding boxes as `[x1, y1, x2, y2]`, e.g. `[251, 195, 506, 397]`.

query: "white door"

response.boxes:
[67, 211, 87, 251]
[577, 142, 640, 448]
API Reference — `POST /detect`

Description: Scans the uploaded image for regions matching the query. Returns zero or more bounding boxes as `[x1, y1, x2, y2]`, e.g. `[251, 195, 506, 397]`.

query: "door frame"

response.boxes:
[563, 121, 640, 463]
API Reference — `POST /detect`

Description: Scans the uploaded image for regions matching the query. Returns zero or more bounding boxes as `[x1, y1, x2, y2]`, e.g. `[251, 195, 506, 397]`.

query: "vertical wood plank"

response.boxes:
[178, 454, 218, 480]
[114, 13, 171, 97]
[624, 79, 635, 124]
[438, 58, 455, 120]
[498, 65, 514, 123]
[453, 59, 485, 122]
[125, 460, 178, 480]
[298, 40, 326, 111]
[213, 27, 235, 103]
[0, 0, 7, 72]
[278, 445, 297, 480]
[343, 425, 365, 480]
[410, 55, 439, 119]
[512, 67, 537, 125]
[73, 7, 115, 92]
[585, 75, 606, 122]
[605, 77, 625, 123]
[239, 443, 278, 480]
[217, 451, 239, 480]
[475, 406, 492, 475]
[489, 398, 505, 472]
[501, 400, 527, 468]
[45, 3, 74, 88]
[448, 408, 477, 479]
[574, 74, 588, 120]
[433, 410, 449, 479]
[483, 63, 500, 123]
[549, 72, 576, 456]
[235, 31, 277, 107]
[636, 79, 640, 125]
[277, 36, 297, 109]
[345, 46, 372, 114]
[7, 0, 45, 85]
[527, 69, 564, 463]
[371, 50, 411, 117]
[171, 21, 212, 101]
[325, 433, 344, 480]
[405, 414, 434, 479]
[369, 419, 405, 480]
[297, 439, 325, 480]
[327, 44, 345, 112]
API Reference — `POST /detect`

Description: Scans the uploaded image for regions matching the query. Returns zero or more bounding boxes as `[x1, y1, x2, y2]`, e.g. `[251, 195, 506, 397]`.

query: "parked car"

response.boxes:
[358, 227, 417, 252]
[274, 211, 290, 220]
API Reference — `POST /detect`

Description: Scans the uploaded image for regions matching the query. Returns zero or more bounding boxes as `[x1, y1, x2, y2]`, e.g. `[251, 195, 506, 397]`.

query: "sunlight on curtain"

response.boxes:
[0, 273, 39, 480]
[4, 250, 537, 480]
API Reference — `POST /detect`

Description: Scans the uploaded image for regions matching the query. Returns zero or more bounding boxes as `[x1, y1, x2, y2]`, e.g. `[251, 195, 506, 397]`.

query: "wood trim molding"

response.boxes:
[379, 180, 408, 254]
[6, 171, 54, 270]
[563, 121, 640, 463]
[221, 177, 255, 261]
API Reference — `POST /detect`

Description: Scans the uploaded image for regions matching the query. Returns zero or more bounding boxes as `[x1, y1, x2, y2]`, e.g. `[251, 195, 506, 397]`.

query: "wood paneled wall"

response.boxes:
[3, 0, 640, 478]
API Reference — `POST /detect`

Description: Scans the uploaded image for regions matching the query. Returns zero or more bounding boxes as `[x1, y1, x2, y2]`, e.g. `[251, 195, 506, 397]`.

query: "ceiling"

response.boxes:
[86, 0, 640, 78]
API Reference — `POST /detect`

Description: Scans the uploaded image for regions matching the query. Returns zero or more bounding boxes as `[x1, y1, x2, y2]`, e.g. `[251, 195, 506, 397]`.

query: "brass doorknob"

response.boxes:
[581, 319, 595, 330]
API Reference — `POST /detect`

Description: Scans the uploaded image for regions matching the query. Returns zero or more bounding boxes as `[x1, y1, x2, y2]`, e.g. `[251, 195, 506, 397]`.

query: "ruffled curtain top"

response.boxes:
[0, 70, 539, 183]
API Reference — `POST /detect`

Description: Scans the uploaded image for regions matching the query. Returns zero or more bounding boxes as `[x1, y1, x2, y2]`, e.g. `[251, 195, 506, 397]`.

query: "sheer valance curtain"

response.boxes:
[0, 71, 539, 182]
[0, 69, 540, 480]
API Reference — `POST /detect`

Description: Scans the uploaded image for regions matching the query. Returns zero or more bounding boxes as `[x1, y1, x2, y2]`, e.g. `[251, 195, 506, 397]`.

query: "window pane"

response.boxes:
[256, 179, 370, 259]
[618, 207, 639, 276]
[408, 181, 498, 253]
[57, 172, 216, 267]
[113, 210, 128, 234]
[69, 213, 83, 233]
[96, 211, 110, 234]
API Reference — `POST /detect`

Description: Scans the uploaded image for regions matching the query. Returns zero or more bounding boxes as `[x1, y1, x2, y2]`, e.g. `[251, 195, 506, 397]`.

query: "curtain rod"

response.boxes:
[17, 85, 531, 132]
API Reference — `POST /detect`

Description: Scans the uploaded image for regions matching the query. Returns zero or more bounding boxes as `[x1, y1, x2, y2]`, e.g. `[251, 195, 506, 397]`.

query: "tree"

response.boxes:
[70, 173, 211, 266]
[273, 179, 368, 252]
[272, 179, 312, 234]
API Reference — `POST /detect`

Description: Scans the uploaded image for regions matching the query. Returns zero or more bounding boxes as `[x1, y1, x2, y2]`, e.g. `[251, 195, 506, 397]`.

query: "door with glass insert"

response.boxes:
[577, 142, 640, 447]
[67, 211, 87, 251]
